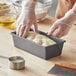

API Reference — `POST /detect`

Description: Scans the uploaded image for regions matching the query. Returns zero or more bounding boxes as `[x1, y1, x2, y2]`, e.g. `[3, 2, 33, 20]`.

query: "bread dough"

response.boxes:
[33, 34, 43, 45]
[42, 38, 56, 46]
[26, 31, 37, 40]
[26, 31, 56, 46]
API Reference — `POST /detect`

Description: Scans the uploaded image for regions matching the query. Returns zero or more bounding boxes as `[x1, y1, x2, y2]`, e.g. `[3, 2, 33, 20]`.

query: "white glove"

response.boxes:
[16, 0, 38, 37]
[48, 9, 76, 38]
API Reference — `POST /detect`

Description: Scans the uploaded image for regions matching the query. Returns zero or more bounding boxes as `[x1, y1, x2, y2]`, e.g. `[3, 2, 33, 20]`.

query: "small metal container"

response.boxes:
[0, 55, 25, 70]
[9, 56, 25, 70]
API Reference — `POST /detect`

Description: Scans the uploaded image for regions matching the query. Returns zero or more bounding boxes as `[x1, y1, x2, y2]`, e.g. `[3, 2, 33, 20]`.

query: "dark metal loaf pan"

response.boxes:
[11, 31, 65, 60]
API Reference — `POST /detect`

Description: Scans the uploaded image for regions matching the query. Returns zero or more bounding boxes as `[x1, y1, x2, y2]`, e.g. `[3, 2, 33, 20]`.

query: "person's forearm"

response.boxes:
[22, 0, 37, 8]
[55, 0, 75, 19]
[18, 0, 37, 22]
[58, 2, 76, 26]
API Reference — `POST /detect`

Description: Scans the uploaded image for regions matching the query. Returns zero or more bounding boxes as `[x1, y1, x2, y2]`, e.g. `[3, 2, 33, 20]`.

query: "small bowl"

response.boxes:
[0, 1, 18, 30]
[9, 56, 25, 70]
[0, 13, 17, 30]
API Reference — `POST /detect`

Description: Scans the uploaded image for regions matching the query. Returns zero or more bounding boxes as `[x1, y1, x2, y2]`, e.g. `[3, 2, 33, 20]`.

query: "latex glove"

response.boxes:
[16, 0, 38, 37]
[48, 9, 76, 38]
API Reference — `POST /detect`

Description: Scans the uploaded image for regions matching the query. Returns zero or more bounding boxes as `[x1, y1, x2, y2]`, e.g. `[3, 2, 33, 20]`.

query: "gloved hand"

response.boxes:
[48, 9, 76, 38]
[16, 0, 38, 37]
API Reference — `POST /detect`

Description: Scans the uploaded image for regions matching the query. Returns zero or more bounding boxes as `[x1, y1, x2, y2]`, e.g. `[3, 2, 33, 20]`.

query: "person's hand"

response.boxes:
[16, 0, 38, 37]
[48, 9, 76, 38]
[48, 20, 71, 38]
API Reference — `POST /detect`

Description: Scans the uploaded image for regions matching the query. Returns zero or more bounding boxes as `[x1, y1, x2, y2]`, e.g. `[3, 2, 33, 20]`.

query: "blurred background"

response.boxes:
[48, 0, 58, 17]
[38, 0, 58, 17]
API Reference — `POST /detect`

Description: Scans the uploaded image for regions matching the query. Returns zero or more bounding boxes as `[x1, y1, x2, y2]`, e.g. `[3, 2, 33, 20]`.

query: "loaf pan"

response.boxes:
[11, 30, 65, 60]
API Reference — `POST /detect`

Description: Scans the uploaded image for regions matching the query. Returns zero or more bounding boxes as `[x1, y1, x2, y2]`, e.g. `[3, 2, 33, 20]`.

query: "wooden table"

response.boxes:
[0, 16, 76, 76]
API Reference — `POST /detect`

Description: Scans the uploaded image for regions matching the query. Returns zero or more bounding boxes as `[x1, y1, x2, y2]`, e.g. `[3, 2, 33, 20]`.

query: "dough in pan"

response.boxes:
[33, 34, 43, 45]
[26, 31, 37, 40]
[42, 38, 56, 46]
[26, 31, 56, 46]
